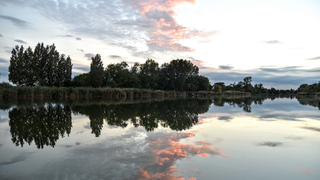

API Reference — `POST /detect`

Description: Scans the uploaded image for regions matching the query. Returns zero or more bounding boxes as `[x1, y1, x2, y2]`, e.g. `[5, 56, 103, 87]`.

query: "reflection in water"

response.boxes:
[2, 96, 319, 180]
[72, 99, 212, 136]
[296, 96, 320, 110]
[9, 104, 72, 149]
[126, 132, 228, 180]
[212, 96, 266, 112]
[7, 96, 310, 149]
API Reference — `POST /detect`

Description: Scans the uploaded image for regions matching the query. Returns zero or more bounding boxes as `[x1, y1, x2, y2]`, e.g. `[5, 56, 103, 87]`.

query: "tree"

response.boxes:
[90, 54, 104, 87]
[243, 76, 253, 92]
[8, 45, 24, 85]
[72, 73, 90, 87]
[197, 76, 210, 91]
[64, 56, 73, 87]
[159, 59, 199, 91]
[139, 59, 160, 89]
[8, 43, 73, 86]
[24, 46, 36, 86]
[44, 44, 60, 86]
[213, 83, 222, 93]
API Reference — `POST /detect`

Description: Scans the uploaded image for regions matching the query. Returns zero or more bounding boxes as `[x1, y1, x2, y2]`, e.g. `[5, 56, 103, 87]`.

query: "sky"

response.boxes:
[0, 0, 319, 89]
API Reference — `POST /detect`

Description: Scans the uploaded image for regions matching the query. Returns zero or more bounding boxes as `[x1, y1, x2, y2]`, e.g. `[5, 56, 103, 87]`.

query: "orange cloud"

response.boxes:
[137, 166, 194, 180]
[197, 153, 209, 157]
[216, 137, 225, 142]
[122, 0, 214, 52]
[197, 119, 206, 124]
[128, 131, 228, 179]
[294, 168, 315, 174]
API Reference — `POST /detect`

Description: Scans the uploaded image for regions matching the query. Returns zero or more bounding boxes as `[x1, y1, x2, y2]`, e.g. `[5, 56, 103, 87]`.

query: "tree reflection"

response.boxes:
[7, 97, 270, 147]
[9, 103, 72, 149]
[71, 99, 211, 134]
[296, 96, 320, 110]
[212, 97, 267, 112]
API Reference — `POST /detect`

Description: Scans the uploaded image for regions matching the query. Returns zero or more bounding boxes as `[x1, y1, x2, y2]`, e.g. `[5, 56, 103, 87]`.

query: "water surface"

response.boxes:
[0, 97, 319, 180]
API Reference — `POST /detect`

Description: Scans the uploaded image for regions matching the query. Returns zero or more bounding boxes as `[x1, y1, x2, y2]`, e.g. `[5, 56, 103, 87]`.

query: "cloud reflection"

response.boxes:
[258, 142, 283, 147]
[128, 131, 229, 179]
[301, 127, 320, 132]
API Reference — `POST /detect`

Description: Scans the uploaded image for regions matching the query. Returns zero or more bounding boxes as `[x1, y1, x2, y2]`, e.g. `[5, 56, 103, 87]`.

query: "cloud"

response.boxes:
[200, 66, 320, 89]
[264, 40, 281, 44]
[109, 55, 122, 59]
[6, 128, 217, 180]
[2, 0, 215, 60]
[218, 116, 233, 121]
[122, 0, 215, 52]
[61, 145, 73, 148]
[0, 33, 3, 37]
[259, 113, 303, 121]
[294, 168, 315, 174]
[0, 144, 3, 148]
[219, 65, 233, 70]
[191, 60, 206, 67]
[58, 34, 73, 37]
[0, 152, 33, 166]
[0, 15, 29, 28]
[0, 58, 8, 63]
[77, 48, 84, 52]
[0, 65, 9, 76]
[84, 53, 95, 60]
[258, 142, 283, 147]
[284, 136, 302, 140]
[14, 39, 27, 44]
[301, 127, 320, 132]
[76, 131, 84, 134]
[258, 66, 303, 73]
[83, 122, 90, 129]
[76, 37, 81, 40]
[4, 46, 12, 54]
[73, 64, 90, 73]
[306, 56, 320, 60]
[129, 131, 228, 179]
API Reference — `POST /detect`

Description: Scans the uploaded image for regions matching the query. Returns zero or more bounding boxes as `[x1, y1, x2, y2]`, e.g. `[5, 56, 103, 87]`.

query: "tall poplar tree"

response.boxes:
[8, 43, 72, 86]
[90, 54, 104, 87]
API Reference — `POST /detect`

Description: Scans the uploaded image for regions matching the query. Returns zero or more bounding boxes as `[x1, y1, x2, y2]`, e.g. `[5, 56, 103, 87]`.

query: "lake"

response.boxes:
[0, 96, 319, 180]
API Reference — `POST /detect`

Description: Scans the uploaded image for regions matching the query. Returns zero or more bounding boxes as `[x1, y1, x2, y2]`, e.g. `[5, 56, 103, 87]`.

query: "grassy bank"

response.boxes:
[0, 86, 253, 100]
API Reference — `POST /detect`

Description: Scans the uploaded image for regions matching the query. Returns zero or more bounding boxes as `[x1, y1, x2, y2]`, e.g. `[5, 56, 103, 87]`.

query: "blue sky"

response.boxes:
[0, 0, 319, 89]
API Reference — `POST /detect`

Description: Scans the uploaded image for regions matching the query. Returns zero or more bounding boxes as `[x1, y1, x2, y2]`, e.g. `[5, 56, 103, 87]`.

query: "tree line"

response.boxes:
[296, 82, 320, 95]
[8, 43, 317, 94]
[8, 43, 210, 91]
[73, 55, 211, 91]
[9, 43, 72, 86]
[213, 76, 296, 95]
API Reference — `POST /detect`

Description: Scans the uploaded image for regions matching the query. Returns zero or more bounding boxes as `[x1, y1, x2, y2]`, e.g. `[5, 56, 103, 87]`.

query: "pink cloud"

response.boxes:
[122, 0, 215, 52]
[295, 168, 315, 174]
[129, 131, 228, 179]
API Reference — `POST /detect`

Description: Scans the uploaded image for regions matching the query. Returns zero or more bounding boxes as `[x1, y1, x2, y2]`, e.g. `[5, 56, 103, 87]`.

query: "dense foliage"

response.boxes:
[9, 43, 72, 86]
[72, 57, 210, 91]
[296, 82, 320, 95]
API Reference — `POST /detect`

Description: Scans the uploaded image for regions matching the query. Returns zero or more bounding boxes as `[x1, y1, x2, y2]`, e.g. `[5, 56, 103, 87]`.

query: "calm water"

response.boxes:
[0, 97, 319, 180]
